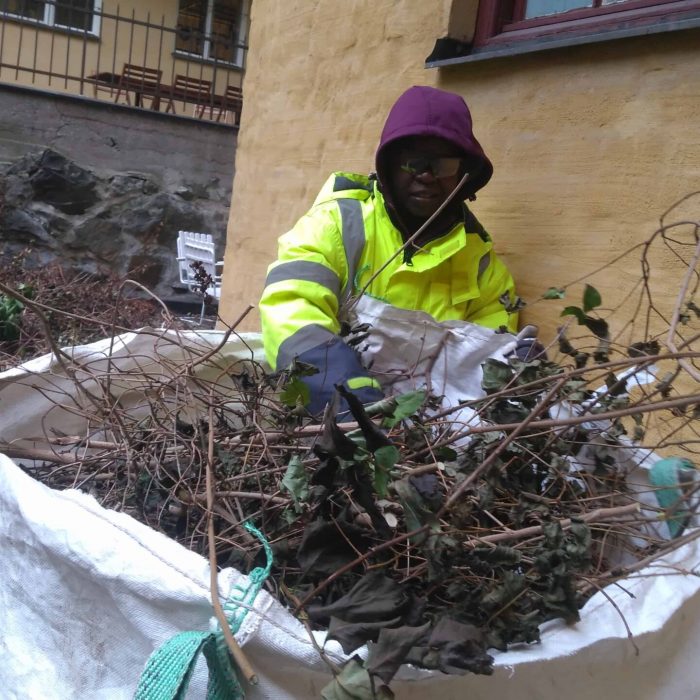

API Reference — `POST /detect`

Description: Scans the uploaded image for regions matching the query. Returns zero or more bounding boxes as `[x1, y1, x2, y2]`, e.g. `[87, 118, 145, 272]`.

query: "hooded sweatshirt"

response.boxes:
[375, 85, 494, 243]
[259, 86, 516, 414]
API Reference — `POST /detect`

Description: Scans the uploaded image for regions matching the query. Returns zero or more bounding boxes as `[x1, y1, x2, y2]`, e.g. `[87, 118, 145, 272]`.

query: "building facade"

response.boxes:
[219, 0, 700, 342]
[0, 0, 250, 119]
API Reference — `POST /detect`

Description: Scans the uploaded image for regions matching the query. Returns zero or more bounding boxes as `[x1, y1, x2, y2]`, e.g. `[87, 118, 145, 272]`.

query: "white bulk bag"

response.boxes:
[1, 325, 699, 699]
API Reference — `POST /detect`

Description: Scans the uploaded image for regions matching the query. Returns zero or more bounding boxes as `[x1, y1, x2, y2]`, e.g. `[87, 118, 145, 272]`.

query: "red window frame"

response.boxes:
[474, 0, 700, 47]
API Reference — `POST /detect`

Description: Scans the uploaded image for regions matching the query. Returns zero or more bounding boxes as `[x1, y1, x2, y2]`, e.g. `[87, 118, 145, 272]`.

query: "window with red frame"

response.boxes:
[474, 0, 700, 47]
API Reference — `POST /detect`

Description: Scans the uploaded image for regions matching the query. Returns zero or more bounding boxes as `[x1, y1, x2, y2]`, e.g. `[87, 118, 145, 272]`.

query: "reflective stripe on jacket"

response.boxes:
[260, 172, 517, 371]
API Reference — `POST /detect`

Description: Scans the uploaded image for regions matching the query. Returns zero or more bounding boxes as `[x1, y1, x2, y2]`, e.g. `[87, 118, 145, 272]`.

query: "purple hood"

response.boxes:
[375, 85, 493, 204]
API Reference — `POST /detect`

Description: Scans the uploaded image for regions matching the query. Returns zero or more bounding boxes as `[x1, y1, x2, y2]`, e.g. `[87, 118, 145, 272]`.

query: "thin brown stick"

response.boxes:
[666, 229, 700, 383]
[194, 490, 289, 505]
[205, 401, 257, 685]
[464, 503, 641, 547]
[1, 444, 82, 465]
[582, 576, 640, 655]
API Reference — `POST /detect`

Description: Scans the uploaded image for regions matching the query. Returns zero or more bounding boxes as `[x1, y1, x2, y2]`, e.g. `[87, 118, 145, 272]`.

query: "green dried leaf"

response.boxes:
[436, 446, 458, 461]
[281, 454, 309, 508]
[315, 401, 360, 461]
[366, 622, 431, 684]
[404, 618, 493, 676]
[656, 371, 674, 399]
[499, 292, 526, 313]
[582, 284, 602, 313]
[472, 546, 522, 566]
[584, 317, 609, 339]
[486, 399, 530, 425]
[297, 520, 369, 577]
[628, 340, 660, 358]
[338, 385, 393, 453]
[307, 572, 409, 626]
[382, 390, 426, 428]
[279, 377, 310, 408]
[604, 371, 627, 396]
[543, 287, 566, 300]
[561, 306, 586, 324]
[565, 521, 592, 567]
[480, 570, 526, 608]
[481, 358, 514, 393]
[327, 616, 402, 655]
[562, 379, 588, 401]
[321, 657, 394, 700]
[568, 351, 586, 368]
[392, 478, 439, 544]
[373, 445, 399, 498]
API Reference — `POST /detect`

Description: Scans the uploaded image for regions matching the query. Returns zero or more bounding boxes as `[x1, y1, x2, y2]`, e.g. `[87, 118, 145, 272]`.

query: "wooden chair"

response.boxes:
[215, 85, 243, 125]
[113, 64, 164, 109]
[165, 74, 213, 116]
[88, 71, 120, 100]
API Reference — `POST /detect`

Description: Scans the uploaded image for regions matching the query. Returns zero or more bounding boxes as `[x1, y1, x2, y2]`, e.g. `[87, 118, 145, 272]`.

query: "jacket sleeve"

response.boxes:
[465, 250, 519, 333]
[259, 203, 383, 415]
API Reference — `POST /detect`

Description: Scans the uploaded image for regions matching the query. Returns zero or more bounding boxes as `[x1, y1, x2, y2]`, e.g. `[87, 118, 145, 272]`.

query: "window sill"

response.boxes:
[425, 13, 700, 67]
[172, 50, 244, 72]
[0, 13, 98, 39]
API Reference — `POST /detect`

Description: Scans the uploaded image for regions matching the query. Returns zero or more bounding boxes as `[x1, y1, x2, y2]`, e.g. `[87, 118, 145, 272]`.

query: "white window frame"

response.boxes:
[1, 0, 102, 35]
[174, 0, 249, 68]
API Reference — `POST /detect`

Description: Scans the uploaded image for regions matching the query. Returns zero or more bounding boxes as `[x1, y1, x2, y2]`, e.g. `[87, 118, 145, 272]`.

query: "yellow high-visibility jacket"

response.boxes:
[260, 172, 517, 378]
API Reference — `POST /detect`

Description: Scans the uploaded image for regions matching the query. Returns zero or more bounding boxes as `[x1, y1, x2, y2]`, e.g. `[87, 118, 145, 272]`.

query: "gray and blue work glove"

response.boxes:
[296, 337, 384, 417]
[509, 325, 547, 361]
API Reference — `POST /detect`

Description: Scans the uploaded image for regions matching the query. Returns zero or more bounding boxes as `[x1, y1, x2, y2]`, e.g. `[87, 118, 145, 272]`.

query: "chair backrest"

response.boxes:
[224, 85, 243, 108]
[173, 74, 212, 100]
[176, 231, 220, 294]
[121, 63, 163, 90]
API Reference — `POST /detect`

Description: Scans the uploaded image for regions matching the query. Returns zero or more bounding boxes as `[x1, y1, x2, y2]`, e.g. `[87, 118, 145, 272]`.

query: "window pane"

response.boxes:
[1, 0, 45, 21]
[210, 0, 242, 63]
[54, 0, 94, 30]
[176, 0, 206, 56]
[524, 0, 593, 19]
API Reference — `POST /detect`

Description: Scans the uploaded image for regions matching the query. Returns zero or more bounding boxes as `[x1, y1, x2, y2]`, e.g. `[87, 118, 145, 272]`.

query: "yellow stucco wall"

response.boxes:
[221, 0, 700, 349]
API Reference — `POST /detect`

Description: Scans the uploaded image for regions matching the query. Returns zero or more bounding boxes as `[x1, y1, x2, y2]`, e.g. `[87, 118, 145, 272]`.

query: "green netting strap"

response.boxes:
[133, 522, 272, 700]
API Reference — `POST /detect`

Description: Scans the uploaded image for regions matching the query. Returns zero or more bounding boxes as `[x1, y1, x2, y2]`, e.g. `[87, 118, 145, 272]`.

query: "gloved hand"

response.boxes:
[514, 337, 547, 361]
[296, 337, 384, 417]
[509, 324, 547, 361]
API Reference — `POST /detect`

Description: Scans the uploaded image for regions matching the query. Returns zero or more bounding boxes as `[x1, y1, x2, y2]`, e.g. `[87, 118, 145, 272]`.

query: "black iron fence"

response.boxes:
[0, 0, 247, 124]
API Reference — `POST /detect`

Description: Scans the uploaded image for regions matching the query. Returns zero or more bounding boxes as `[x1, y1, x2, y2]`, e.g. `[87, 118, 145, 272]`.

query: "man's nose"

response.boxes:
[414, 168, 437, 182]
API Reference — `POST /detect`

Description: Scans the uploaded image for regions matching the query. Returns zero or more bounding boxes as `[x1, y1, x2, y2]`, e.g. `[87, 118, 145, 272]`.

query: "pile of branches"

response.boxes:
[2, 200, 700, 698]
[0, 251, 160, 369]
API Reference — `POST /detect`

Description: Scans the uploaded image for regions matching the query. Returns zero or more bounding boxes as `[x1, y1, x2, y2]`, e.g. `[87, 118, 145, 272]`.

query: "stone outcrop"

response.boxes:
[0, 149, 230, 302]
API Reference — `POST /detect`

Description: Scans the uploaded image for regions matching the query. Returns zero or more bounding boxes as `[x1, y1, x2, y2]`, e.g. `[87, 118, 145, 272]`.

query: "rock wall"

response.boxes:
[0, 83, 236, 302]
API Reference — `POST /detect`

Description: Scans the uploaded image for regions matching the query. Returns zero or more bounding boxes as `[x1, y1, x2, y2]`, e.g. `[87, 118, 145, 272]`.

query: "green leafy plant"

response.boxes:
[561, 284, 608, 339]
[0, 285, 31, 342]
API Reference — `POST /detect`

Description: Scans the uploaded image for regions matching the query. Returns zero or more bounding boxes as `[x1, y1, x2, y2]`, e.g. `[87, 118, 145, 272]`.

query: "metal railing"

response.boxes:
[0, 0, 247, 124]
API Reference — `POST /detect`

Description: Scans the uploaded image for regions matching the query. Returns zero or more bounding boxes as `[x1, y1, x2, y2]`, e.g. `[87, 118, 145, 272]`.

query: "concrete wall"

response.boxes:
[220, 0, 700, 344]
[0, 82, 237, 189]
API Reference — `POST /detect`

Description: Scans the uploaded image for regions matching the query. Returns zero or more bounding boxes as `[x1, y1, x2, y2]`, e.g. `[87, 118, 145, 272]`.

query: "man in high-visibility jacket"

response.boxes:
[260, 85, 518, 415]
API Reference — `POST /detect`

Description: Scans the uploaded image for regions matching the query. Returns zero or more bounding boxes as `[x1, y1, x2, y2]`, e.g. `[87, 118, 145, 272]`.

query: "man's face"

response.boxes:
[388, 136, 465, 221]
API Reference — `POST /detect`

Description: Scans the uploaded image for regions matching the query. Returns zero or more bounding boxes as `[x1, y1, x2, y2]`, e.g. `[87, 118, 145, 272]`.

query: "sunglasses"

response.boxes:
[399, 156, 464, 179]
